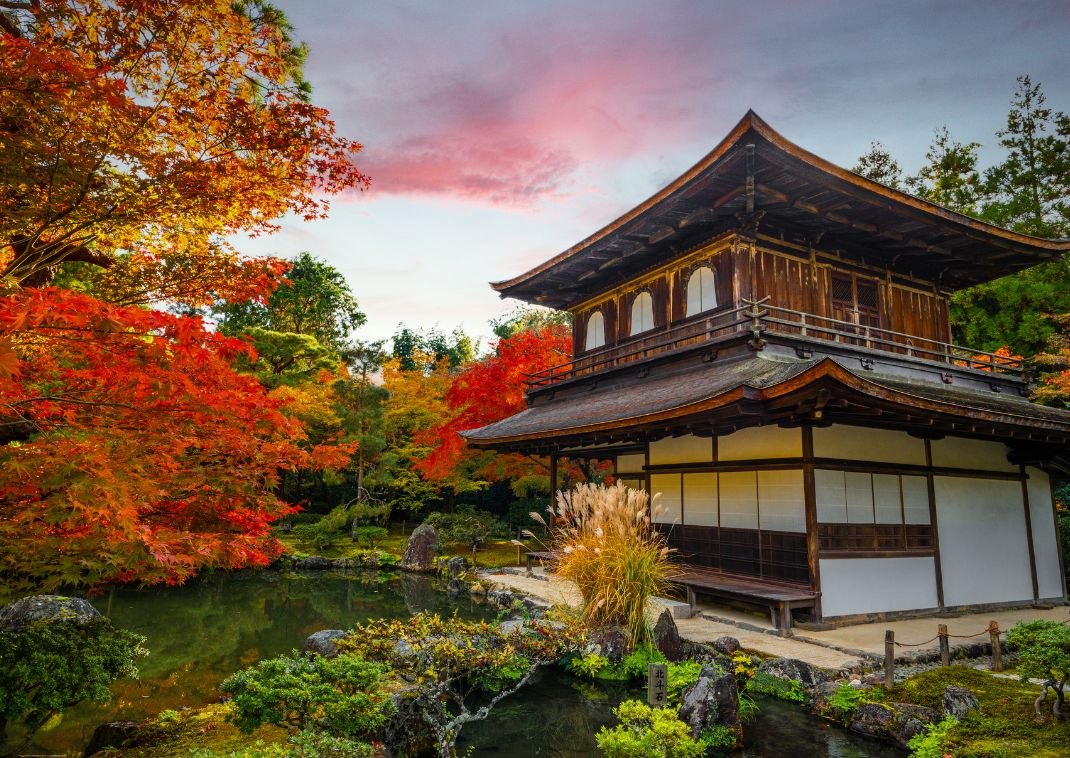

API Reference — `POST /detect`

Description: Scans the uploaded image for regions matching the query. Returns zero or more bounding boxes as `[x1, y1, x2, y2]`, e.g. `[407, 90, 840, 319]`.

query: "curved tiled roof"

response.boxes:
[462, 355, 1070, 447]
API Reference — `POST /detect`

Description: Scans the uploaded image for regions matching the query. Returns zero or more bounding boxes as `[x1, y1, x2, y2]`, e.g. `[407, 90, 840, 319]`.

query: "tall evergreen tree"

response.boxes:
[905, 126, 984, 214]
[980, 76, 1070, 238]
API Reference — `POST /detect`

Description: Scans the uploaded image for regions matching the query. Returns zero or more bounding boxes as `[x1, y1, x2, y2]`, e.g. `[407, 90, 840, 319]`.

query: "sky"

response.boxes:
[234, 0, 1070, 350]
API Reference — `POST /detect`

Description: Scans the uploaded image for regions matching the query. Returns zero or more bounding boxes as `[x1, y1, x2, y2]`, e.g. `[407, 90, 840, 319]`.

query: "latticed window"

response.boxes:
[630, 291, 654, 335]
[584, 310, 606, 350]
[685, 266, 717, 317]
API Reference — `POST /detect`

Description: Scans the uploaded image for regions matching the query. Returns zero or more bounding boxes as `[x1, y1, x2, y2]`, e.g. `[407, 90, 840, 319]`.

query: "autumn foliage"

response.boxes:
[0, 288, 353, 590]
[0, 0, 366, 300]
[416, 324, 571, 481]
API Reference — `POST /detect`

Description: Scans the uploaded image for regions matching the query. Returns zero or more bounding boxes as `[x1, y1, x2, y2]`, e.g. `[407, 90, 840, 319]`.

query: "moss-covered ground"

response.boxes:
[885, 666, 1070, 757]
[278, 528, 529, 569]
[112, 703, 287, 757]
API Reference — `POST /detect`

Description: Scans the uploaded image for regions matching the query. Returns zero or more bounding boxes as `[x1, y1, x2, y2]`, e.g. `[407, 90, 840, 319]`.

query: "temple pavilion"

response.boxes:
[463, 111, 1070, 629]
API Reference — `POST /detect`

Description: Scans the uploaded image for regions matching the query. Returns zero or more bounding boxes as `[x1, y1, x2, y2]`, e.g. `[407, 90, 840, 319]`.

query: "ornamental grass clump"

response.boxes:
[539, 482, 675, 649]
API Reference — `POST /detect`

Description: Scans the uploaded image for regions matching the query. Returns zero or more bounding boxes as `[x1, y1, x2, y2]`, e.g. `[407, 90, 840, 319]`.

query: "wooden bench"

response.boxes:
[670, 570, 819, 633]
[525, 550, 559, 574]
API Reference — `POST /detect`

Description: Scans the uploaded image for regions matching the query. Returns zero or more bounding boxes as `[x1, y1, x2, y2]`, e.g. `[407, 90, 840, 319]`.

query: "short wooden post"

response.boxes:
[938, 624, 950, 666]
[990, 621, 1003, 672]
[884, 630, 895, 689]
[516, 542, 522, 566]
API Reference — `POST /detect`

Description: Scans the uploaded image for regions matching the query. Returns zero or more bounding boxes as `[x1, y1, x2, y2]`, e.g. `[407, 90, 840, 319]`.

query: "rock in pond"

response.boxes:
[297, 555, 335, 570]
[943, 684, 979, 719]
[757, 657, 827, 689]
[486, 589, 515, 608]
[83, 720, 142, 757]
[652, 608, 684, 661]
[400, 523, 439, 573]
[0, 594, 100, 632]
[678, 661, 741, 746]
[302, 629, 347, 658]
[584, 626, 629, 663]
[440, 555, 468, 578]
[848, 701, 938, 748]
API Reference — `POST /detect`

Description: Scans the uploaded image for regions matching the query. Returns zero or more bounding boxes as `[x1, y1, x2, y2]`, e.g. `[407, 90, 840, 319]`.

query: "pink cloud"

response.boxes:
[322, 9, 732, 207]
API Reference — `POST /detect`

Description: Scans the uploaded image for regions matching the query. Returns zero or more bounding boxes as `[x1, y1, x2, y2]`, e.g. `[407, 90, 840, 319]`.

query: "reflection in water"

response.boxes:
[23, 570, 487, 756]
[461, 673, 906, 758]
[18, 571, 903, 758]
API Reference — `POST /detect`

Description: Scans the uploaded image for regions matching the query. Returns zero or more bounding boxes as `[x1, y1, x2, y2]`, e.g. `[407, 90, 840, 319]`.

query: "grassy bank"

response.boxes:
[885, 666, 1070, 757]
[277, 528, 529, 570]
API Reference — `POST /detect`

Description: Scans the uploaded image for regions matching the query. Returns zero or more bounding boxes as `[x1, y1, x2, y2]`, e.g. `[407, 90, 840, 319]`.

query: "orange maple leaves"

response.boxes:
[0, 288, 353, 589]
[415, 325, 571, 482]
[0, 0, 367, 292]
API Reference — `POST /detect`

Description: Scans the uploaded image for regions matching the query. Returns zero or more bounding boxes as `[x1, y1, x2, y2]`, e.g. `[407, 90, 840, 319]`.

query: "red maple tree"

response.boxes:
[416, 324, 571, 483]
[0, 288, 353, 590]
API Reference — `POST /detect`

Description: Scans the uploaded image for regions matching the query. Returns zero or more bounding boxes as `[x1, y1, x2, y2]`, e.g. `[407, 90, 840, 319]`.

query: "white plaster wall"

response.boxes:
[935, 477, 1033, 606]
[649, 434, 713, 465]
[718, 426, 801, 461]
[1027, 467, 1065, 599]
[757, 469, 806, 532]
[930, 437, 1016, 472]
[650, 473, 681, 524]
[719, 470, 759, 529]
[616, 453, 645, 474]
[683, 473, 718, 526]
[812, 425, 926, 465]
[820, 557, 939, 617]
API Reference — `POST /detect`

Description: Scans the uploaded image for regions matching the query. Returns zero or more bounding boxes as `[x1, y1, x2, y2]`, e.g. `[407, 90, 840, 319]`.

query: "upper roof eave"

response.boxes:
[491, 110, 1070, 300]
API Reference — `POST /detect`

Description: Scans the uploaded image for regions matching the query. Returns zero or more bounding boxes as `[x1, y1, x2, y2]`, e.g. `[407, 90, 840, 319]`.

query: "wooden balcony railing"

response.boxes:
[524, 298, 1026, 388]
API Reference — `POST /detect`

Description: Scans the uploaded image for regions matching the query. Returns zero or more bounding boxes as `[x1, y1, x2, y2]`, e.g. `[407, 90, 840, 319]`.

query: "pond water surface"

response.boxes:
[14, 571, 903, 757]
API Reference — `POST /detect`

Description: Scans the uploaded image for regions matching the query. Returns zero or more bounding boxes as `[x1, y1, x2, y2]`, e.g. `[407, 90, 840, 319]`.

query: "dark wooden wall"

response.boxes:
[570, 236, 952, 355]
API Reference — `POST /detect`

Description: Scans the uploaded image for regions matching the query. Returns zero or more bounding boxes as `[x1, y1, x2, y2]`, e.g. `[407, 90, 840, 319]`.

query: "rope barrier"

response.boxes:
[892, 624, 1002, 648]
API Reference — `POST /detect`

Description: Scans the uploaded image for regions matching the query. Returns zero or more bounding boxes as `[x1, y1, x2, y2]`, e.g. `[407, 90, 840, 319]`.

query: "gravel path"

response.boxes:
[482, 569, 864, 672]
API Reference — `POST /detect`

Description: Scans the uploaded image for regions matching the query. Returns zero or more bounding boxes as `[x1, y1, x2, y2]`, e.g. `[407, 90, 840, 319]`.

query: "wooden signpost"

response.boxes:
[648, 663, 668, 706]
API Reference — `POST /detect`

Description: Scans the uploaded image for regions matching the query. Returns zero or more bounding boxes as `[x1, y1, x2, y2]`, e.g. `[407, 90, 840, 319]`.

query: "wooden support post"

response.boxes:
[938, 624, 950, 666]
[884, 630, 895, 689]
[990, 621, 1003, 672]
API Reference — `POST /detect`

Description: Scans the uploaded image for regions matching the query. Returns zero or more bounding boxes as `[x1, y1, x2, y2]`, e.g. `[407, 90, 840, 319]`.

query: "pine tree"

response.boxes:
[980, 76, 1070, 238]
[853, 141, 904, 189]
[905, 127, 984, 214]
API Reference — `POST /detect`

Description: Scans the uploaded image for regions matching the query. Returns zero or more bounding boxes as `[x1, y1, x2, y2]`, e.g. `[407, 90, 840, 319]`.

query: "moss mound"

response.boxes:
[112, 703, 286, 758]
[887, 666, 1070, 757]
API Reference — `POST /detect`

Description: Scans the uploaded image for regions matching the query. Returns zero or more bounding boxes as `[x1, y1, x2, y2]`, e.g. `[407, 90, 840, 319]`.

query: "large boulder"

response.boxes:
[652, 608, 684, 662]
[83, 720, 142, 757]
[302, 629, 347, 658]
[584, 626, 629, 663]
[848, 701, 938, 748]
[943, 685, 979, 720]
[400, 523, 439, 573]
[678, 662, 741, 746]
[756, 657, 827, 689]
[712, 636, 741, 655]
[0, 595, 100, 632]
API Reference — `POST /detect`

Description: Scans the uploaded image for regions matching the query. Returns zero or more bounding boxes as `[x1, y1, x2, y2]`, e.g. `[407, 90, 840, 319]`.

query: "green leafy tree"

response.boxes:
[852, 141, 904, 189]
[905, 126, 984, 214]
[216, 252, 366, 354]
[238, 328, 339, 387]
[392, 325, 475, 370]
[335, 341, 390, 507]
[0, 618, 147, 743]
[490, 306, 572, 342]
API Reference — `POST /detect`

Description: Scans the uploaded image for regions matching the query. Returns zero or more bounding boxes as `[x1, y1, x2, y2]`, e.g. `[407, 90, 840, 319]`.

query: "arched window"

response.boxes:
[585, 310, 606, 351]
[630, 291, 654, 335]
[685, 266, 717, 317]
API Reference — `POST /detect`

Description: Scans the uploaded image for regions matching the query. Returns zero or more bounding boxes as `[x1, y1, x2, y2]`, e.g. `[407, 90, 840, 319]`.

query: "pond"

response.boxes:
[13, 571, 904, 757]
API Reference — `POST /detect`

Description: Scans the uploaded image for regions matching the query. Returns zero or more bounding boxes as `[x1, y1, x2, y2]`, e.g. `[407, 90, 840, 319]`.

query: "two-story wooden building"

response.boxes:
[464, 111, 1070, 628]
